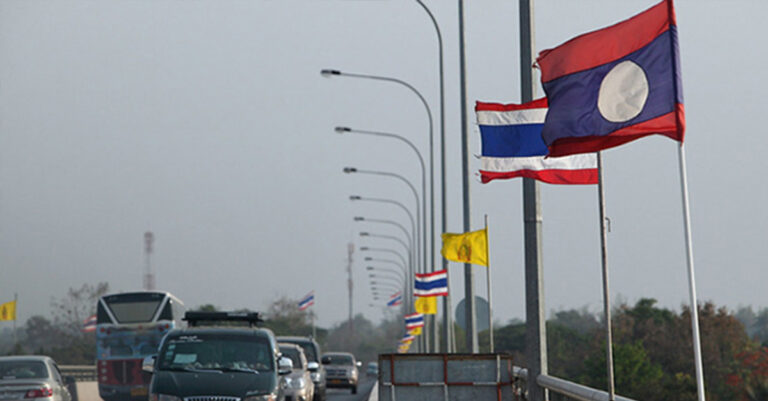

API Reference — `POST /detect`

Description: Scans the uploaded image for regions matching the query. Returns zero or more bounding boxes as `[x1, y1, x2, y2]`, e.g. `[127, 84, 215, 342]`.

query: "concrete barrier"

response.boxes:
[74, 382, 100, 401]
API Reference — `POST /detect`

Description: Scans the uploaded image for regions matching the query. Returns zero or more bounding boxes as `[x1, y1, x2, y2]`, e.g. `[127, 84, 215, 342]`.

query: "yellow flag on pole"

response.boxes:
[441, 228, 488, 266]
[407, 326, 423, 336]
[0, 301, 17, 321]
[414, 296, 438, 315]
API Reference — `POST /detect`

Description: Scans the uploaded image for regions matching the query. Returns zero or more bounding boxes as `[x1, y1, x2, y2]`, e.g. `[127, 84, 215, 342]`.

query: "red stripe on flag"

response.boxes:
[475, 98, 548, 112]
[480, 168, 598, 185]
[537, 0, 675, 82]
[547, 106, 685, 157]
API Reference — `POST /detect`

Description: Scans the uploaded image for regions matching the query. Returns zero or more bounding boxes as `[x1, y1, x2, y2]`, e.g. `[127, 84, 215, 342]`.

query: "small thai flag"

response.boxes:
[414, 269, 448, 297]
[387, 292, 403, 307]
[82, 314, 97, 333]
[400, 333, 415, 344]
[298, 291, 315, 311]
[405, 313, 424, 330]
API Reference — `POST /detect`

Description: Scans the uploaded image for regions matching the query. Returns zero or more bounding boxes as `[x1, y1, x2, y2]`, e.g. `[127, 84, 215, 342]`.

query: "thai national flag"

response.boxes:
[81, 314, 97, 333]
[537, 0, 684, 157]
[400, 334, 415, 344]
[414, 269, 448, 297]
[298, 292, 315, 311]
[404, 313, 424, 330]
[387, 292, 403, 307]
[476, 99, 598, 185]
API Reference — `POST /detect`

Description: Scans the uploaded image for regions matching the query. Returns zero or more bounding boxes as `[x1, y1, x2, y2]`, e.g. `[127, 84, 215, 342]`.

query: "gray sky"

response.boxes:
[1, 0, 766, 328]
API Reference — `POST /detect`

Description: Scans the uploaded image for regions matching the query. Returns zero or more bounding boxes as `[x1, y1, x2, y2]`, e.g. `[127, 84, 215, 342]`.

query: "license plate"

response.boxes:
[329, 379, 343, 384]
[130, 387, 148, 396]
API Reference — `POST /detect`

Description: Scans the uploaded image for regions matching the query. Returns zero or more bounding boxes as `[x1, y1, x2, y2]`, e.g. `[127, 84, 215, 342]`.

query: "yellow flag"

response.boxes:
[407, 326, 423, 336]
[0, 301, 17, 321]
[441, 228, 488, 266]
[414, 296, 438, 315]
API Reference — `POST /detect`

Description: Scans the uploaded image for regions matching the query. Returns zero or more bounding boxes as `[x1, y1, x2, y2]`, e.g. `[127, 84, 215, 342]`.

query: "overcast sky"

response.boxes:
[1, 0, 766, 329]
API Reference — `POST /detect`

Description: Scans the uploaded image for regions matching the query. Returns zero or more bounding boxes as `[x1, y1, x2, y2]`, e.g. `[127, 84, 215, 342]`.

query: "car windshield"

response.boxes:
[322, 354, 353, 365]
[158, 334, 273, 372]
[279, 339, 317, 362]
[0, 361, 48, 380]
[279, 347, 303, 369]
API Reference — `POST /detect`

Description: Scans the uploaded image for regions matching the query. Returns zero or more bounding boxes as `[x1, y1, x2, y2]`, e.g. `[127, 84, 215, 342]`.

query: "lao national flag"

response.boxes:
[537, 0, 684, 157]
[298, 291, 314, 311]
[476, 98, 597, 185]
[82, 314, 97, 333]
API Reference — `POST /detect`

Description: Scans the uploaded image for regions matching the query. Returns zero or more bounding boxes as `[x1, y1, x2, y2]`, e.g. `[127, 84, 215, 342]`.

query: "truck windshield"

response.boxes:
[322, 354, 353, 365]
[158, 334, 273, 372]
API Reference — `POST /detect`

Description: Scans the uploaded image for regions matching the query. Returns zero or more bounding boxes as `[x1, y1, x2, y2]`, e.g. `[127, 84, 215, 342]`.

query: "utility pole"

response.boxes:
[143, 232, 155, 291]
[347, 242, 355, 339]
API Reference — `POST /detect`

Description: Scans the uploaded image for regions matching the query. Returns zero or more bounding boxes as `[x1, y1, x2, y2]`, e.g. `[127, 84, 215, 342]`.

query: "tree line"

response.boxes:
[3, 284, 768, 400]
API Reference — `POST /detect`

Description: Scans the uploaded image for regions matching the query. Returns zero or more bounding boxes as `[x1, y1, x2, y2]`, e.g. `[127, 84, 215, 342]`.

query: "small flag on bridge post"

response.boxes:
[387, 292, 403, 307]
[82, 314, 97, 332]
[413, 270, 448, 297]
[0, 300, 16, 321]
[441, 230, 488, 267]
[298, 291, 315, 311]
[405, 313, 424, 336]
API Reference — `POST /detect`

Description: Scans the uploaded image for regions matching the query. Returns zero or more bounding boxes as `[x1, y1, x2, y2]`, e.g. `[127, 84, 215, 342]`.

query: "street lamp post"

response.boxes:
[360, 247, 409, 274]
[344, 167, 423, 278]
[354, 216, 412, 256]
[366, 266, 406, 282]
[360, 231, 413, 314]
[322, 69, 435, 282]
[338, 126, 429, 278]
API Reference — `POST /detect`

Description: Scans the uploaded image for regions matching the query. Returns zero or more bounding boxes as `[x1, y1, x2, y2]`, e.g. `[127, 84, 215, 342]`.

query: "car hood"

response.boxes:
[151, 370, 277, 398]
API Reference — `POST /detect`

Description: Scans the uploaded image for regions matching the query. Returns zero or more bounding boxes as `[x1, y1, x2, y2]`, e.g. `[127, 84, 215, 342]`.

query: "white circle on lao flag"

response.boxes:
[597, 60, 649, 123]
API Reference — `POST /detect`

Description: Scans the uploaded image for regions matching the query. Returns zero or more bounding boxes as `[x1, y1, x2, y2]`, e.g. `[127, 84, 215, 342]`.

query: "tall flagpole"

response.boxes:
[520, 0, 548, 399]
[13, 293, 18, 346]
[597, 153, 615, 401]
[484, 215, 494, 353]
[678, 144, 706, 401]
[458, 0, 478, 354]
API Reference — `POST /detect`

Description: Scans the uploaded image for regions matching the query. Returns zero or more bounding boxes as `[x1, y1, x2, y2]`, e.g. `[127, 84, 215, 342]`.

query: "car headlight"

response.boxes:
[244, 395, 275, 401]
[149, 394, 182, 401]
[290, 378, 306, 389]
[310, 372, 321, 382]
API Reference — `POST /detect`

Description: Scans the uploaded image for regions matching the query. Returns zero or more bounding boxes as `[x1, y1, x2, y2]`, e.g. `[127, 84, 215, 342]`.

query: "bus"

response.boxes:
[96, 291, 185, 401]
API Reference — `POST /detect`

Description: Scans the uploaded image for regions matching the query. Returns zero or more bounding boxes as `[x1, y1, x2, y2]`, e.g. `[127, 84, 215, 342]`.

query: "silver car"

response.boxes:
[278, 343, 315, 401]
[0, 356, 72, 401]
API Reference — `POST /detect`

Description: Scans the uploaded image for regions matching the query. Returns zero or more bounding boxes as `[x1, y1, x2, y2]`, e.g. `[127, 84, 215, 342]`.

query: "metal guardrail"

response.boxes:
[60, 365, 97, 382]
[511, 367, 638, 401]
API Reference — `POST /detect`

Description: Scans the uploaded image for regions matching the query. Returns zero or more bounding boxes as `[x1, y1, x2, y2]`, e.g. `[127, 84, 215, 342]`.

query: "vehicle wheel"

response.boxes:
[351, 386, 357, 394]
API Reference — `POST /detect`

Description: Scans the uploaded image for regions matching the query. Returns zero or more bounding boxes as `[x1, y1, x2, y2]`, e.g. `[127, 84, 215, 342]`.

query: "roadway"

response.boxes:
[325, 376, 377, 401]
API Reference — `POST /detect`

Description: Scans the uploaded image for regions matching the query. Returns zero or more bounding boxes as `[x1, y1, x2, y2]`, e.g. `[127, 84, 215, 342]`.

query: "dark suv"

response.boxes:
[276, 337, 325, 401]
[144, 312, 287, 401]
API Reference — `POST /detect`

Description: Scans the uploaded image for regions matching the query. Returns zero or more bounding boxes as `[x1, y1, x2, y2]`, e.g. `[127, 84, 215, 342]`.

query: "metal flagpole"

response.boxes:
[678, 144, 706, 401]
[485, 215, 494, 353]
[13, 293, 18, 346]
[520, 0, 548, 399]
[458, 0, 478, 354]
[597, 153, 616, 401]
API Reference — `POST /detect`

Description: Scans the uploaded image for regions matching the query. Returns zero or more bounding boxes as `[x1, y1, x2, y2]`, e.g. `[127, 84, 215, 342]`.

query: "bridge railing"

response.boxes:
[60, 365, 97, 382]
[512, 367, 638, 401]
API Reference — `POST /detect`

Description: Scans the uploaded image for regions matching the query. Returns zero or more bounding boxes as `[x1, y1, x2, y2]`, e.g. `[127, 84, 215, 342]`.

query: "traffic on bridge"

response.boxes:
[1, 1, 765, 401]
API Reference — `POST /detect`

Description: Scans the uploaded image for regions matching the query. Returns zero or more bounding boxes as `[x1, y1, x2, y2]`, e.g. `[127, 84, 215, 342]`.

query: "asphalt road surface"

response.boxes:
[325, 376, 377, 401]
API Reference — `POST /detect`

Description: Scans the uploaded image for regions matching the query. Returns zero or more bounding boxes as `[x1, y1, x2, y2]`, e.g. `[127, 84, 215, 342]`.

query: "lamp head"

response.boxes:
[366, 266, 374, 270]
[353, 216, 365, 222]
[320, 69, 341, 77]
[360, 246, 369, 251]
[349, 195, 361, 201]
[335, 126, 352, 133]
[343, 167, 357, 174]
[364, 257, 373, 261]
[359, 232, 369, 237]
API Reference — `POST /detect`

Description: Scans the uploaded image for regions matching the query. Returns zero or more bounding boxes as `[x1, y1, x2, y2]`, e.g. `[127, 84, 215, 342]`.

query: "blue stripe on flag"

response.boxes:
[480, 124, 548, 157]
